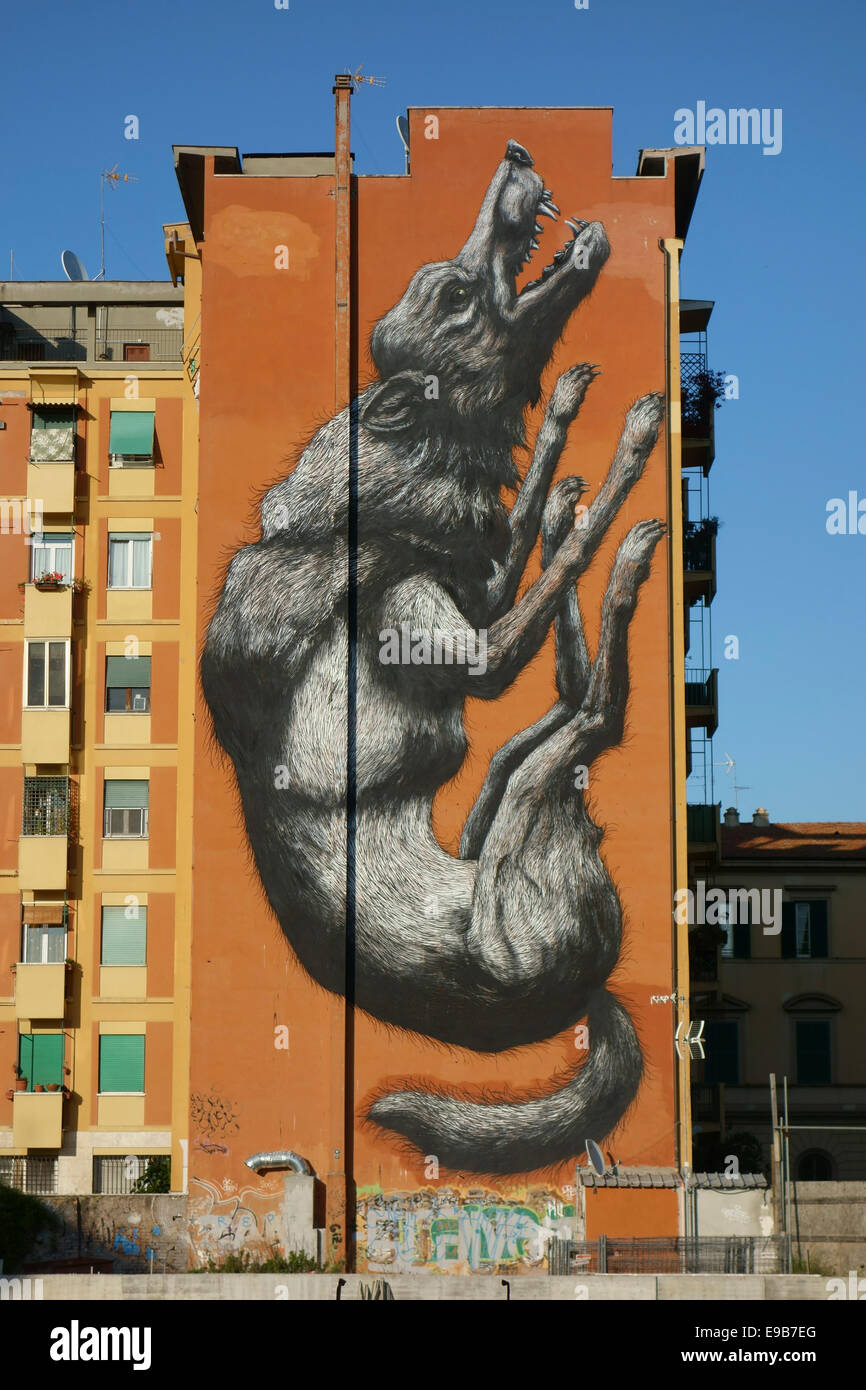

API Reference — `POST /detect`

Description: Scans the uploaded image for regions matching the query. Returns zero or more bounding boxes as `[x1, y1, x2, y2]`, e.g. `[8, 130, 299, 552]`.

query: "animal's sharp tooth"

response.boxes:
[534, 221, 543, 234]
[545, 200, 561, 216]
[543, 187, 553, 199]
[530, 238, 539, 250]
[565, 218, 581, 235]
[537, 205, 557, 220]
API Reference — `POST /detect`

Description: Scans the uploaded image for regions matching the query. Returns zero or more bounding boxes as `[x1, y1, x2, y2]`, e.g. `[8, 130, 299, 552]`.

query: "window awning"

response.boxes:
[109, 410, 155, 455]
[22, 903, 66, 925]
[106, 655, 151, 686]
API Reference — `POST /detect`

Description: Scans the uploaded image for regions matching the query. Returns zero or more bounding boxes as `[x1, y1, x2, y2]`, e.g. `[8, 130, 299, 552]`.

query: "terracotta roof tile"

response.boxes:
[722, 822, 866, 860]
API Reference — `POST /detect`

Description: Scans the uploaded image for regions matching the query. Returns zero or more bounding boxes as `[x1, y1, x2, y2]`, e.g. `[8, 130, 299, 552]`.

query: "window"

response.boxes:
[25, 639, 70, 708]
[101, 905, 147, 965]
[30, 532, 74, 584]
[796, 1021, 831, 1085]
[0, 1156, 58, 1194]
[108, 410, 154, 465]
[30, 406, 75, 462]
[123, 344, 151, 362]
[108, 533, 152, 588]
[18, 1033, 64, 1091]
[703, 1020, 739, 1085]
[93, 1154, 167, 1194]
[103, 780, 149, 837]
[781, 901, 828, 959]
[99, 1034, 145, 1093]
[797, 1150, 834, 1181]
[105, 655, 151, 712]
[22, 922, 66, 963]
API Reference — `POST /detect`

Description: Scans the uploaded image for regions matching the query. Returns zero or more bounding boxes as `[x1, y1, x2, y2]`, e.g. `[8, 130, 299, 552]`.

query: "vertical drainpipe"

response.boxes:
[327, 72, 355, 1273]
[660, 235, 693, 1238]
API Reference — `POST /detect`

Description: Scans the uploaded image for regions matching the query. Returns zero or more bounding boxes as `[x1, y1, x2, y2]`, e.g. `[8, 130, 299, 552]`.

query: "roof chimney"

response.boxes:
[723, 807, 740, 826]
[752, 807, 770, 826]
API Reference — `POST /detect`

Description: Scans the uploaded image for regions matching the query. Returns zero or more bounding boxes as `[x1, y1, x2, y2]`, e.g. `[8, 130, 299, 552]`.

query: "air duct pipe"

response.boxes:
[243, 1151, 313, 1175]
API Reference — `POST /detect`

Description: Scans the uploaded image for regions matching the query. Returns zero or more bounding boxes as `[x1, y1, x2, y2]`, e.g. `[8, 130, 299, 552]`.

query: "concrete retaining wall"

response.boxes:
[7, 1273, 845, 1301]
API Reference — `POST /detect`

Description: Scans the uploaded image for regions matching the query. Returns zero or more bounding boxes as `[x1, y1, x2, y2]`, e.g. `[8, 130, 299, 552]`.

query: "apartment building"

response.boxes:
[691, 811, 866, 1180]
[0, 254, 200, 1195]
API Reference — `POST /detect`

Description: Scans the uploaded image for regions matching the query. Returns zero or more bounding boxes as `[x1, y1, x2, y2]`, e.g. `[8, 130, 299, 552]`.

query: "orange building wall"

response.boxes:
[188, 108, 682, 1267]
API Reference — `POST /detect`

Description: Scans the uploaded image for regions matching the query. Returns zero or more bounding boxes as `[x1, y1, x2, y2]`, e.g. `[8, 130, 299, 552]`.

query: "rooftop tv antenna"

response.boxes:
[347, 64, 386, 90]
[716, 752, 751, 811]
[98, 165, 138, 280]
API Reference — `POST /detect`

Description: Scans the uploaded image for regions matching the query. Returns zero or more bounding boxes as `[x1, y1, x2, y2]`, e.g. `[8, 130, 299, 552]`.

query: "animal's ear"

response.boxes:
[360, 371, 428, 435]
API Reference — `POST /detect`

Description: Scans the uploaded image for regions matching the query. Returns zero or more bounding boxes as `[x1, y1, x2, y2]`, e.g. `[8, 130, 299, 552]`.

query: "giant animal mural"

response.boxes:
[201, 140, 665, 1177]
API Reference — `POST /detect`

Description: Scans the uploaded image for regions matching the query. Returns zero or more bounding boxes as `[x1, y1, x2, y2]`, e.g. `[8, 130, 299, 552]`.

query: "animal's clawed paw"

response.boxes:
[549, 363, 600, 423]
[610, 518, 667, 592]
[542, 476, 590, 558]
[624, 392, 666, 447]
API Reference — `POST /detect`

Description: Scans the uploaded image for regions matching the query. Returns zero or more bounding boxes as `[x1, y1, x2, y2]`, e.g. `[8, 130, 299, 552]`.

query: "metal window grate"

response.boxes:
[0, 1155, 58, 1194]
[93, 1154, 152, 1195]
[22, 776, 70, 836]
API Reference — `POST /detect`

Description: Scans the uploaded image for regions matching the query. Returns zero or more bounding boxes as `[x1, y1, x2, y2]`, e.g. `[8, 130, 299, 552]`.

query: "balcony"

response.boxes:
[26, 460, 76, 514]
[683, 526, 717, 604]
[687, 802, 720, 851]
[21, 708, 71, 763]
[681, 351, 718, 475]
[0, 323, 182, 364]
[685, 667, 718, 736]
[14, 962, 66, 1020]
[12, 1091, 63, 1149]
[23, 583, 73, 639]
[19, 776, 72, 891]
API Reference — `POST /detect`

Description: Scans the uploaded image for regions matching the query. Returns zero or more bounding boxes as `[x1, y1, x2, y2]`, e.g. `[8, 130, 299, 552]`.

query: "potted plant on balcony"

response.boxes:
[46, 1082, 60, 1092]
[34, 1083, 45, 1093]
[12, 1066, 26, 1093]
[34, 569, 67, 592]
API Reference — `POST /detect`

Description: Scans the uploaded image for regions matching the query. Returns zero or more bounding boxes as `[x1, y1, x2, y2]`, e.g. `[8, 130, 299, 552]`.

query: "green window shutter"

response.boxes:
[796, 1021, 830, 1085]
[19, 1033, 64, 1090]
[109, 411, 154, 455]
[810, 901, 828, 958]
[99, 1034, 145, 1092]
[704, 1020, 739, 1085]
[104, 779, 149, 811]
[106, 656, 151, 687]
[781, 902, 795, 958]
[101, 906, 147, 965]
[733, 921, 751, 959]
[32, 407, 75, 430]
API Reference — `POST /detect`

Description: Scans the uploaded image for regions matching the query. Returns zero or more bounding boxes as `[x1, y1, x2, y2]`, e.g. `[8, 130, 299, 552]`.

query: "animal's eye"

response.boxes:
[448, 284, 470, 308]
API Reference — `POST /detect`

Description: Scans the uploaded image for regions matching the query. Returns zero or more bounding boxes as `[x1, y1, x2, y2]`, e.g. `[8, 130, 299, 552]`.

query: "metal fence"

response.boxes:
[0, 326, 182, 363]
[0, 1155, 58, 1195]
[549, 1235, 786, 1275]
[22, 776, 71, 837]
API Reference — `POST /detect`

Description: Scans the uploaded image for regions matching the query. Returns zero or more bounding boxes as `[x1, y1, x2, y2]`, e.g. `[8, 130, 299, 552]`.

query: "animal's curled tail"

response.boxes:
[365, 989, 642, 1173]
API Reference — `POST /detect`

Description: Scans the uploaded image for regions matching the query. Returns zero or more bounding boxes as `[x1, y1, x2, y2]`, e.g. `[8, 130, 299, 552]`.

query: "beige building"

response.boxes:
[0, 245, 201, 1197]
[691, 809, 866, 1179]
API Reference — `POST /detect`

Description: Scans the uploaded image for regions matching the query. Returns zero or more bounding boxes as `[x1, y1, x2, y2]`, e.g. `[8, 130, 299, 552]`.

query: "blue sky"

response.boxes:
[4, 0, 863, 820]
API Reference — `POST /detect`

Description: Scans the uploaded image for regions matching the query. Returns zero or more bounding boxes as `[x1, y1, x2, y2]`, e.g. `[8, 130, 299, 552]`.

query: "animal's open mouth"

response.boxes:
[512, 188, 597, 297]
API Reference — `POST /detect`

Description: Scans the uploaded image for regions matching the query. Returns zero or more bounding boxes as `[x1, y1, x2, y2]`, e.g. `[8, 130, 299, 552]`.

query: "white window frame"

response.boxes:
[107, 533, 152, 590]
[29, 532, 74, 584]
[103, 806, 149, 839]
[23, 638, 71, 709]
[21, 921, 67, 964]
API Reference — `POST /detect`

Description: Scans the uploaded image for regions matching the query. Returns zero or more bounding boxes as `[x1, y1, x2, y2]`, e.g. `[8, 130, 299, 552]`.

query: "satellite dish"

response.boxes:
[61, 250, 89, 282]
[396, 114, 410, 172]
[585, 1139, 606, 1177]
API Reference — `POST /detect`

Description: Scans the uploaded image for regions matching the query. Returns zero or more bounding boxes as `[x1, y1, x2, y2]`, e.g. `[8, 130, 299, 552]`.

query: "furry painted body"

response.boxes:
[202, 142, 666, 1172]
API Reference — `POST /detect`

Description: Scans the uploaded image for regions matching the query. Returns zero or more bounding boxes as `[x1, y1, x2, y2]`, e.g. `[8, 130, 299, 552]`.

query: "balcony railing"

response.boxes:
[0, 325, 182, 363]
[687, 803, 719, 845]
[685, 667, 718, 734]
